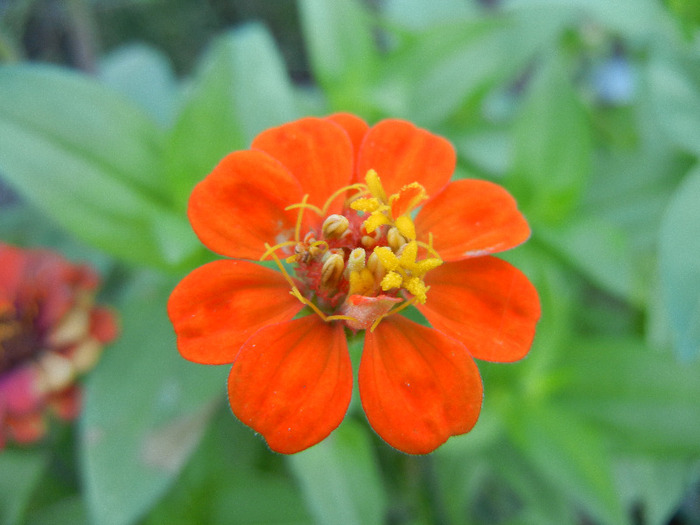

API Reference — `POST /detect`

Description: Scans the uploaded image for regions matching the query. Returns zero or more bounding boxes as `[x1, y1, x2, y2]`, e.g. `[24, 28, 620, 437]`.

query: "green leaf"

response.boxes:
[488, 443, 576, 525]
[80, 273, 227, 525]
[616, 457, 699, 525]
[554, 337, 700, 456]
[24, 497, 90, 525]
[0, 65, 184, 268]
[0, 65, 164, 200]
[165, 24, 300, 210]
[144, 408, 311, 525]
[380, 0, 476, 29]
[298, 0, 378, 108]
[288, 420, 387, 525]
[646, 49, 700, 158]
[659, 167, 700, 361]
[99, 44, 179, 128]
[538, 216, 637, 304]
[0, 450, 48, 525]
[502, 0, 667, 38]
[507, 403, 626, 525]
[666, 0, 700, 32]
[510, 54, 592, 224]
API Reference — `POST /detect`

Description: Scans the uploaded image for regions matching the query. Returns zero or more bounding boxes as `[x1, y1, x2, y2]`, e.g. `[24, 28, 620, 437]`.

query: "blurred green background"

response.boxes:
[1, 0, 700, 524]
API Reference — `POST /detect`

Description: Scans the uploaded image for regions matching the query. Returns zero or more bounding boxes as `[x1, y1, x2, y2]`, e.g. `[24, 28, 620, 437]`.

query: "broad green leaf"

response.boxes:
[374, 11, 568, 125]
[165, 24, 299, 209]
[509, 54, 592, 224]
[288, 420, 387, 525]
[659, 168, 700, 361]
[24, 497, 90, 525]
[99, 44, 179, 128]
[538, 216, 638, 304]
[553, 337, 700, 456]
[144, 408, 311, 525]
[616, 457, 699, 525]
[646, 50, 700, 157]
[0, 65, 187, 268]
[489, 443, 576, 525]
[380, 0, 476, 29]
[507, 403, 626, 525]
[80, 273, 226, 525]
[0, 65, 164, 198]
[666, 0, 700, 31]
[0, 450, 48, 525]
[298, 0, 378, 110]
[502, 0, 667, 38]
[454, 129, 512, 176]
[584, 139, 689, 260]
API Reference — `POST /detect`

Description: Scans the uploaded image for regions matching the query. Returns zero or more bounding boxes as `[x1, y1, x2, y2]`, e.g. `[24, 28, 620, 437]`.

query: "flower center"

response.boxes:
[262, 170, 442, 330]
[0, 299, 42, 375]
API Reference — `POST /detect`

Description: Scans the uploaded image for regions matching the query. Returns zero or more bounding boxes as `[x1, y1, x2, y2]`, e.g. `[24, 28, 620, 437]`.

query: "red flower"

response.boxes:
[168, 115, 540, 454]
[0, 243, 117, 449]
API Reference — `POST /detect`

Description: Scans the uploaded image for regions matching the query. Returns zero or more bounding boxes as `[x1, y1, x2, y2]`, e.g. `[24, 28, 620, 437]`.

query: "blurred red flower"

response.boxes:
[168, 114, 540, 454]
[0, 243, 117, 449]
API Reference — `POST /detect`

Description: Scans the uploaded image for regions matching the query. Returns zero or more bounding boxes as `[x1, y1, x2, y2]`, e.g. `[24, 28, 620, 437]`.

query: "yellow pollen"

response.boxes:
[380, 272, 403, 291]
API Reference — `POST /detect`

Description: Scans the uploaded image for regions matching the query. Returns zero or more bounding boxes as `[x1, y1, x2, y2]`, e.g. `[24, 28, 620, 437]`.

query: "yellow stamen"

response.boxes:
[286, 194, 314, 241]
[369, 294, 422, 332]
[321, 183, 367, 215]
[365, 169, 387, 202]
[260, 240, 298, 261]
[395, 216, 416, 241]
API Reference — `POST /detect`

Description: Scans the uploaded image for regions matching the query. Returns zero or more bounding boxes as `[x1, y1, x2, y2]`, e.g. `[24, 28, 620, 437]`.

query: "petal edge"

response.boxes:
[168, 260, 302, 365]
[419, 257, 541, 362]
[360, 316, 483, 454]
[228, 316, 352, 454]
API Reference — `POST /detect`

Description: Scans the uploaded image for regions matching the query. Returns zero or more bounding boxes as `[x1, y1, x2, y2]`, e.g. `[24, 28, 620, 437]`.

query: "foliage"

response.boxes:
[1, 0, 699, 524]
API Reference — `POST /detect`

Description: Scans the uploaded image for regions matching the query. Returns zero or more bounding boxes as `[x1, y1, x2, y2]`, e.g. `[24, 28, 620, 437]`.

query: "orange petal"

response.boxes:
[325, 113, 369, 179]
[357, 119, 456, 197]
[419, 257, 540, 363]
[168, 260, 302, 365]
[188, 150, 303, 260]
[416, 179, 531, 261]
[359, 315, 483, 454]
[228, 316, 352, 454]
[252, 117, 354, 216]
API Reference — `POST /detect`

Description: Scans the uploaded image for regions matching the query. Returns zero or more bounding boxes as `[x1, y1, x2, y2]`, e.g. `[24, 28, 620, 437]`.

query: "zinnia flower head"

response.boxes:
[0, 242, 117, 449]
[168, 114, 540, 455]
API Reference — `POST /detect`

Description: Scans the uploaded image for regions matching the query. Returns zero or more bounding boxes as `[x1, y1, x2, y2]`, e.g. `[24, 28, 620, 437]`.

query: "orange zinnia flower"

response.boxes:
[0, 243, 117, 449]
[168, 114, 540, 455]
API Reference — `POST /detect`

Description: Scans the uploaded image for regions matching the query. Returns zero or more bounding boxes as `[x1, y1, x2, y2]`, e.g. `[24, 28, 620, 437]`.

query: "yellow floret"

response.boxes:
[380, 271, 403, 291]
[405, 277, 428, 303]
[349, 268, 376, 296]
[373, 246, 399, 271]
[395, 215, 416, 241]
